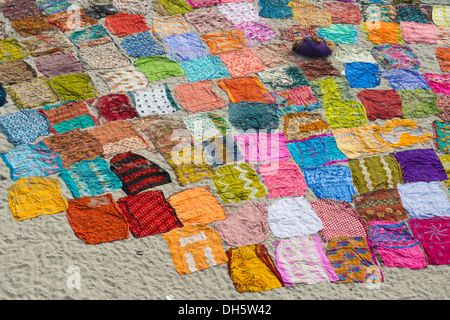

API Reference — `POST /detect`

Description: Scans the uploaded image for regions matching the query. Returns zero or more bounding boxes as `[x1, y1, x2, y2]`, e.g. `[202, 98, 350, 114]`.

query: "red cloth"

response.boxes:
[357, 89, 403, 120]
[105, 12, 151, 37]
[87, 94, 138, 124]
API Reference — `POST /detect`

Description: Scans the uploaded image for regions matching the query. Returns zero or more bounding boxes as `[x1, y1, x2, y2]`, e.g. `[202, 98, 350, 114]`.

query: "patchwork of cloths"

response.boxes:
[0, 60, 36, 86]
[180, 55, 231, 82]
[409, 217, 450, 265]
[35, 51, 87, 78]
[432, 5, 450, 27]
[78, 42, 131, 70]
[286, 133, 348, 169]
[263, 85, 322, 115]
[173, 79, 227, 113]
[47, 9, 97, 32]
[357, 89, 403, 120]
[226, 244, 284, 293]
[295, 58, 341, 82]
[152, 14, 191, 39]
[423, 73, 450, 94]
[162, 33, 209, 62]
[39, 100, 99, 134]
[87, 94, 138, 124]
[323, 1, 362, 24]
[119, 31, 166, 58]
[116, 190, 182, 238]
[105, 12, 151, 37]
[397, 89, 440, 118]
[352, 188, 409, 221]
[371, 43, 421, 70]
[167, 186, 226, 225]
[216, 2, 262, 25]
[152, 0, 194, 16]
[233, 132, 291, 162]
[68, 24, 112, 49]
[219, 48, 266, 77]
[282, 112, 330, 141]
[66, 194, 129, 245]
[397, 181, 450, 218]
[212, 162, 268, 204]
[215, 201, 270, 247]
[267, 196, 323, 238]
[112, 0, 152, 14]
[97, 67, 149, 94]
[20, 31, 74, 57]
[110, 152, 171, 195]
[162, 224, 228, 275]
[433, 120, 450, 153]
[48, 73, 98, 101]
[273, 234, 339, 286]
[399, 21, 437, 44]
[8, 177, 68, 221]
[0, 110, 51, 146]
[129, 84, 179, 116]
[0, 141, 63, 181]
[257, 65, 309, 92]
[250, 43, 295, 69]
[184, 7, 232, 34]
[0, 39, 29, 62]
[287, 0, 332, 28]
[318, 24, 358, 45]
[10, 15, 59, 36]
[231, 20, 277, 47]
[202, 135, 244, 167]
[228, 101, 279, 131]
[344, 62, 381, 88]
[258, 0, 293, 19]
[59, 156, 123, 199]
[303, 165, 356, 203]
[217, 76, 269, 103]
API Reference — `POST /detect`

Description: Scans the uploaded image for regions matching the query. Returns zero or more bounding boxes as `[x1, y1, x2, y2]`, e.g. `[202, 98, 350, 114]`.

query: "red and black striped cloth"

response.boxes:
[110, 152, 172, 195]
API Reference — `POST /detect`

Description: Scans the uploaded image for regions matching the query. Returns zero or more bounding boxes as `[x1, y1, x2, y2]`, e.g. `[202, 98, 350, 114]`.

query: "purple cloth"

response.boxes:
[393, 148, 448, 183]
[382, 68, 430, 91]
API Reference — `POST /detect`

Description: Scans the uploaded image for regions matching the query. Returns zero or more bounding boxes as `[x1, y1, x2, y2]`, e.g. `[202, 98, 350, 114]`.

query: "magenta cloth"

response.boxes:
[409, 217, 450, 265]
[231, 21, 277, 47]
[256, 160, 307, 199]
[423, 73, 450, 95]
[186, 0, 221, 9]
[368, 221, 427, 269]
[233, 132, 291, 162]
[392, 148, 448, 183]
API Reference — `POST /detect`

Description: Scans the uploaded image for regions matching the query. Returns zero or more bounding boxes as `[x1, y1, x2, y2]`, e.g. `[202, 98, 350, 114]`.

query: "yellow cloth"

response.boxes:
[439, 154, 450, 188]
[8, 177, 68, 221]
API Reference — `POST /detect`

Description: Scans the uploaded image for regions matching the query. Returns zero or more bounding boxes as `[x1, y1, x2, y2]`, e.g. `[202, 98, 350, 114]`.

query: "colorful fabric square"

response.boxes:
[250, 43, 295, 69]
[0, 39, 29, 62]
[8, 177, 67, 221]
[368, 221, 427, 269]
[35, 0, 71, 15]
[212, 163, 268, 204]
[273, 234, 339, 286]
[116, 190, 182, 238]
[162, 33, 208, 62]
[256, 160, 307, 199]
[20, 32, 73, 57]
[282, 112, 330, 141]
[201, 30, 247, 55]
[173, 80, 227, 113]
[396, 4, 431, 23]
[232, 21, 277, 47]
[186, 0, 220, 8]
[162, 224, 227, 275]
[184, 112, 230, 141]
[257, 65, 309, 92]
[134, 55, 184, 82]
[152, 15, 191, 39]
[268, 197, 323, 238]
[353, 188, 409, 221]
[287, 1, 332, 28]
[439, 153, 450, 187]
[47, 9, 97, 32]
[184, 7, 232, 34]
[40, 101, 99, 134]
[310, 199, 368, 242]
[345, 62, 381, 88]
[179, 56, 230, 82]
[219, 48, 266, 77]
[397, 182, 450, 218]
[105, 12, 151, 37]
[258, 0, 293, 18]
[1, 141, 62, 181]
[400, 21, 437, 44]
[0, 110, 50, 146]
[361, 21, 402, 45]
[295, 58, 341, 82]
[397, 89, 439, 118]
[97, 67, 149, 94]
[334, 44, 377, 64]
[361, 2, 397, 22]
[228, 101, 279, 131]
[112, 0, 152, 14]
[202, 135, 244, 167]
[278, 25, 318, 42]
[0, 60, 36, 86]
[437, 94, 450, 121]
[357, 89, 403, 120]
[409, 217, 450, 265]
[130, 84, 179, 116]
[87, 94, 138, 124]
[78, 42, 131, 70]
[10, 15, 58, 36]
[436, 47, 450, 72]
[263, 86, 321, 115]
[152, 0, 193, 16]
[433, 120, 450, 153]
[120, 31, 166, 58]
[68, 24, 112, 49]
[371, 44, 421, 70]
[59, 157, 123, 199]
[382, 68, 429, 90]
[215, 201, 270, 247]
[303, 165, 356, 202]
[437, 26, 450, 47]
[6, 77, 58, 109]
[432, 5, 450, 27]
[35, 51, 87, 78]
[48, 73, 98, 101]
[217, 76, 268, 103]
[226, 244, 284, 293]
[370, 119, 431, 148]
[233, 132, 291, 162]
[348, 155, 404, 194]
[82, 4, 119, 20]
[217, 2, 262, 25]
[66, 194, 129, 244]
[167, 186, 226, 225]
[41, 128, 103, 169]
[423, 73, 450, 94]
[318, 24, 358, 45]
[286, 133, 347, 169]
[0, 0, 43, 20]
[87, 121, 148, 157]
[323, 2, 362, 24]
[326, 236, 383, 284]
[110, 152, 171, 195]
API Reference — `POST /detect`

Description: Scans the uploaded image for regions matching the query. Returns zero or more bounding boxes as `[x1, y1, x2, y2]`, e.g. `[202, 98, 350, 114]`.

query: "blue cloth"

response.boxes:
[0, 86, 7, 107]
[179, 56, 230, 82]
[345, 62, 381, 88]
[162, 33, 209, 62]
[0, 110, 51, 146]
[258, 0, 293, 19]
[120, 31, 166, 58]
[382, 68, 430, 91]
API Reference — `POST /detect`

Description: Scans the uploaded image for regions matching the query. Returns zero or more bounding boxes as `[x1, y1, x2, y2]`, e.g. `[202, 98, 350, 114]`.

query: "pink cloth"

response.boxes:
[186, 0, 221, 9]
[232, 21, 277, 47]
[409, 217, 450, 265]
[256, 160, 307, 199]
[423, 73, 450, 94]
[233, 132, 291, 162]
[399, 21, 437, 44]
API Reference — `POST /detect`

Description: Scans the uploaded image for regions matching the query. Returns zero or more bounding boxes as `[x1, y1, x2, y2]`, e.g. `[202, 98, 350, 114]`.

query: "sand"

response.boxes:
[1, 0, 450, 300]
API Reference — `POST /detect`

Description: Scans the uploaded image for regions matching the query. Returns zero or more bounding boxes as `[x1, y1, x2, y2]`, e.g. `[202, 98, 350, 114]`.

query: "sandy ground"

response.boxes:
[1, 0, 450, 300]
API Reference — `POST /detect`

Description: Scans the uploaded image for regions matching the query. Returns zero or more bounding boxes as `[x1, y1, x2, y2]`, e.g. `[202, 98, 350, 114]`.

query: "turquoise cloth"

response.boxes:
[318, 24, 358, 45]
[228, 101, 279, 131]
[179, 56, 230, 82]
[258, 0, 293, 19]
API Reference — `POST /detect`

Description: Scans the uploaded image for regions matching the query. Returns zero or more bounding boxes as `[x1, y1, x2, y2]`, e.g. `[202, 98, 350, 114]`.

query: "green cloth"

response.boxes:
[134, 55, 185, 82]
[152, 0, 193, 15]
[48, 73, 98, 101]
[398, 89, 440, 118]
[0, 39, 29, 62]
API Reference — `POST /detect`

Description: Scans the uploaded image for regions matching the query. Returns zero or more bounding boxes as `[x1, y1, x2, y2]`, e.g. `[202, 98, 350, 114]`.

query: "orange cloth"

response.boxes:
[217, 76, 268, 103]
[436, 47, 450, 72]
[363, 21, 402, 45]
[200, 30, 246, 55]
